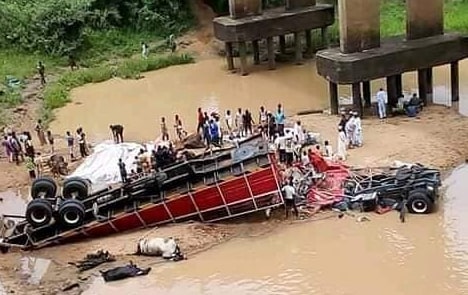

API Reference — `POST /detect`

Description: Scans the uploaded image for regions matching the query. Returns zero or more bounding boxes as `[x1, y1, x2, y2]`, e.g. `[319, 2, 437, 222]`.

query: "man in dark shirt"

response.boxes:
[110, 124, 124, 143]
[37, 61, 46, 85]
[118, 158, 128, 183]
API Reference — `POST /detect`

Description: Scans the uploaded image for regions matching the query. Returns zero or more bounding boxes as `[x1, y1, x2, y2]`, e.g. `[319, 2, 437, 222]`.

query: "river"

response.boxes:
[50, 58, 468, 142]
[83, 165, 468, 295]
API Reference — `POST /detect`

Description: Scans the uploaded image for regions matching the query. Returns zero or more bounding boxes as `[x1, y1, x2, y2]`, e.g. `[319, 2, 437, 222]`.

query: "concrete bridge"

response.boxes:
[212, 0, 468, 114]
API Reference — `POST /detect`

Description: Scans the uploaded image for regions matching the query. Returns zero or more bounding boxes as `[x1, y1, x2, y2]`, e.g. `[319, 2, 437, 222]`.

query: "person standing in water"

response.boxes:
[37, 61, 46, 85]
[35, 120, 47, 146]
[118, 158, 128, 183]
[160, 117, 169, 141]
[282, 177, 299, 219]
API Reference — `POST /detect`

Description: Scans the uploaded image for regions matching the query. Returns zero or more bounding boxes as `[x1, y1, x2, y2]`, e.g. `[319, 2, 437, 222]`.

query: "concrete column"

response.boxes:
[225, 42, 234, 71]
[239, 41, 248, 76]
[279, 36, 286, 54]
[406, 0, 443, 40]
[417, 69, 428, 105]
[352, 83, 363, 114]
[267, 37, 276, 70]
[451, 61, 459, 102]
[329, 81, 339, 115]
[426, 68, 433, 103]
[321, 27, 329, 49]
[286, 0, 316, 10]
[229, 0, 263, 19]
[386, 76, 398, 108]
[395, 74, 403, 97]
[362, 81, 371, 108]
[294, 32, 303, 65]
[252, 40, 260, 65]
[338, 0, 380, 53]
[305, 30, 313, 55]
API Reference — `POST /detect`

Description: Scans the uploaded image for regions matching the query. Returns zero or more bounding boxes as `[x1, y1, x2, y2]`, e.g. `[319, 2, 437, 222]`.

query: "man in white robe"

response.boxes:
[352, 111, 363, 147]
[336, 126, 347, 161]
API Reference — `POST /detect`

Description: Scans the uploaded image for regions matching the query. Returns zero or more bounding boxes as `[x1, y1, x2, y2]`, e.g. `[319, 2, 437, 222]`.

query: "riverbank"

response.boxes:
[1, 105, 467, 294]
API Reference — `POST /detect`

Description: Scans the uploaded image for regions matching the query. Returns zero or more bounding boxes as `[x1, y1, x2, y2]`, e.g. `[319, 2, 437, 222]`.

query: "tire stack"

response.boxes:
[26, 177, 90, 229]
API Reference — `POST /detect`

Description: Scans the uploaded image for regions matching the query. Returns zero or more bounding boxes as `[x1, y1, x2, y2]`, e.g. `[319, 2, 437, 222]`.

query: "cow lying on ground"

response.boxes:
[135, 237, 186, 261]
[100, 261, 151, 282]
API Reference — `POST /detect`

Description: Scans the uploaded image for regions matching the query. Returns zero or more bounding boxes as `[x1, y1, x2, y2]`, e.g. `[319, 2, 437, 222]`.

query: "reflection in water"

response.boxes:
[51, 58, 468, 142]
[444, 165, 468, 290]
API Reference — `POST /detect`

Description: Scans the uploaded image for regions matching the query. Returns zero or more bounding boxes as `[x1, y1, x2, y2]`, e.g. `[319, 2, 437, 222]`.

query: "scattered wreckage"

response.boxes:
[0, 135, 284, 251]
[0, 133, 442, 252]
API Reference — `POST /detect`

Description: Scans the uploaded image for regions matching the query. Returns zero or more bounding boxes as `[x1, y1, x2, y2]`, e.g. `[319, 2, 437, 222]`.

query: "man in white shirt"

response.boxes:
[282, 177, 299, 218]
[376, 88, 387, 121]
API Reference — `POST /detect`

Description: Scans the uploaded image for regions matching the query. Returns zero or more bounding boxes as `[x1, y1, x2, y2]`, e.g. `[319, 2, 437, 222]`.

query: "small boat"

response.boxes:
[0, 135, 284, 251]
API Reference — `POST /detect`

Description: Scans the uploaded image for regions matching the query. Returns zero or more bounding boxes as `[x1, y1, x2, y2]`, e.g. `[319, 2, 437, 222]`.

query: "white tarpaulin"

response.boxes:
[70, 141, 146, 185]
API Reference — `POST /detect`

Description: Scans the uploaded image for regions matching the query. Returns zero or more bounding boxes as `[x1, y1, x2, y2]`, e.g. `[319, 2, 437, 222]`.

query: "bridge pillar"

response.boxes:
[352, 83, 363, 114]
[267, 37, 276, 70]
[229, 0, 262, 19]
[418, 69, 428, 105]
[338, 0, 380, 53]
[329, 82, 339, 115]
[451, 61, 460, 102]
[386, 76, 398, 108]
[239, 41, 249, 76]
[362, 81, 371, 108]
[294, 32, 303, 65]
[286, 0, 316, 10]
[225, 42, 234, 71]
[406, 0, 443, 40]
[252, 40, 260, 65]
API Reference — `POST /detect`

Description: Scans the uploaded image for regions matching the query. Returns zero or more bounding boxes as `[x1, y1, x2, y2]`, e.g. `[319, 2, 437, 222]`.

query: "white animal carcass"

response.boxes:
[136, 237, 179, 259]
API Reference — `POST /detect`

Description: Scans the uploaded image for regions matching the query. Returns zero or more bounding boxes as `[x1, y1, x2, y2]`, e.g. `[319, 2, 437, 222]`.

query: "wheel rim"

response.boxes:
[412, 200, 428, 213]
[31, 209, 47, 224]
[63, 211, 80, 225]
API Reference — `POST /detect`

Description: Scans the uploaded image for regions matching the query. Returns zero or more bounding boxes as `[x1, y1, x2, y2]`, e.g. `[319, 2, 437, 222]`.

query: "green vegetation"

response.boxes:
[41, 54, 194, 123]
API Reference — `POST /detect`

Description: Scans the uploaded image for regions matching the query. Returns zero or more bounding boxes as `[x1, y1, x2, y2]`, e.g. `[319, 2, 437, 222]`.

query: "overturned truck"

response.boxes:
[0, 136, 284, 251]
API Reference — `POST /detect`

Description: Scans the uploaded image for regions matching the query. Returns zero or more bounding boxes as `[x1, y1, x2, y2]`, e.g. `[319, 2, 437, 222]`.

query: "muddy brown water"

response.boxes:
[78, 165, 468, 295]
[50, 58, 468, 142]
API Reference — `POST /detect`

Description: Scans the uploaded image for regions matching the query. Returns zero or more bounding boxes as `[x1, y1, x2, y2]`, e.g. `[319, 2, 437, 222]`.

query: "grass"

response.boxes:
[40, 53, 194, 123]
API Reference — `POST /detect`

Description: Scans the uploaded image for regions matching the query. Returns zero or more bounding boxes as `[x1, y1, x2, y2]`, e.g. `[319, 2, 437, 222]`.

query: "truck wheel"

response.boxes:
[407, 189, 434, 214]
[62, 178, 90, 200]
[31, 177, 57, 199]
[58, 199, 85, 228]
[26, 199, 53, 228]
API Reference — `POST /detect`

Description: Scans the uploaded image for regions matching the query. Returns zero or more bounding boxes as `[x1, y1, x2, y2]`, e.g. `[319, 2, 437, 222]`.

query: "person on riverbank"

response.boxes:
[376, 88, 388, 122]
[352, 111, 363, 147]
[275, 104, 285, 136]
[174, 115, 186, 140]
[225, 110, 233, 136]
[282, 177, 299, 219]
[141, 42, 149, 59]
[2, 136, 12, 162]
[118, 158, 128, 183]
[24, 132, 35, 160]
[35, 120, 47, 146]
[66, 131, 75, 161]
[37, 61, 46, 85]
[46, 130, 54, 153]
[197, 108, 205, 137]
[9, 132, 23, 165]
[25, 155, 36, 180]
[160, 117, 169, 141]
[68, 54, 78, 71]
[77, 128, 88, 158]
[345, 112, 356, 148]
[168, 34, 177, 53]
[235, 108, 243, 137]
[336, 126, 347, 161]
[110, 124, 124, 143]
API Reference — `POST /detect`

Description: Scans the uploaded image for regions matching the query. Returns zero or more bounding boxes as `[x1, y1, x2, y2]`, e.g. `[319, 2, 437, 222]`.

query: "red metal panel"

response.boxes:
[192, 186, 224, 211]
[138, 204, 171, 224]
[165, 195, 197, 218]
[112, 213, 144, 231]
[84, 222, 115, 238]
[219, 177, 250, 203]
[246, 168, 277, 195]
